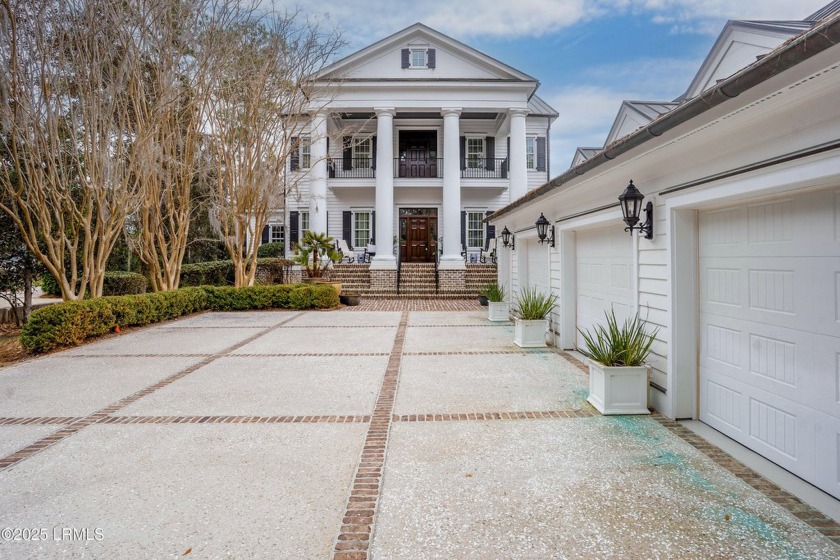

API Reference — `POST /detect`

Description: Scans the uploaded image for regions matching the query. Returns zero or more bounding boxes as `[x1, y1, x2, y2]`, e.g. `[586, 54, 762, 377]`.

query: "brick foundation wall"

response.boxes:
[369, 269, 397, 294]
[438, 269, 465, 293]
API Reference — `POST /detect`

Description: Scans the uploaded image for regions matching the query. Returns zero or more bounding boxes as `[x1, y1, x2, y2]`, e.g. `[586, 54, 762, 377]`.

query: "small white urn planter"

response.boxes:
[514, 318, 548, 348]
[586, 361, 650, 415]
[488, 302, 510, 322]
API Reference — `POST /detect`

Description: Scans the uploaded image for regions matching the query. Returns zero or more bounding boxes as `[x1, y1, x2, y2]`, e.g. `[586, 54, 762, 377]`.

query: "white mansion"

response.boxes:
[264, 23, 556, 283]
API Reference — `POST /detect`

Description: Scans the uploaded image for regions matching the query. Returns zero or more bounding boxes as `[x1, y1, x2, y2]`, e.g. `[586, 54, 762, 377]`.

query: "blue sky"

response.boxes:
[275, 0, 828, 176]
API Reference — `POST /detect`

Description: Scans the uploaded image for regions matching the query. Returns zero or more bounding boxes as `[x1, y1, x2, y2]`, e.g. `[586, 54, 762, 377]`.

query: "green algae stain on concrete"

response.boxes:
[721, 508, 809, 560]
[650, 449, 717, 493]
[606, 415, 662, 444]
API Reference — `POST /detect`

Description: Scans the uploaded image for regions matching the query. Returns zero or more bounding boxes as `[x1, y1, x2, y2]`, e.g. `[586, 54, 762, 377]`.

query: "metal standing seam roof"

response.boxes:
[487, 13, 840, 222]
[807, 0, 840, 21]
[527, 95, 559, 118]
[624, 101, 680, 120]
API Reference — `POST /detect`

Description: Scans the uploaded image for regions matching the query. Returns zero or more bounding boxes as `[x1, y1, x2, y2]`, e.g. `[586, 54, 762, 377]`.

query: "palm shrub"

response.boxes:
[480, 282, 507, 302]
[514, 286, 557, 320]
[293, 231, 340, 279]
[577, 309, 659, 367]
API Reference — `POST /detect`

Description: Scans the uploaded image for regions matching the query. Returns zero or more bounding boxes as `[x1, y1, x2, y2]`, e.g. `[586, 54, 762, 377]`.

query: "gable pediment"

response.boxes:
[317, 23, 536, 83]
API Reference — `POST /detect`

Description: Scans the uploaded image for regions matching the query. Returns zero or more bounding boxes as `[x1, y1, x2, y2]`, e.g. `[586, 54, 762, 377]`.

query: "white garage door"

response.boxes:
[699, 189, 840, 499]
[575, 227, 634, 347]
[523, 239, 550, 295]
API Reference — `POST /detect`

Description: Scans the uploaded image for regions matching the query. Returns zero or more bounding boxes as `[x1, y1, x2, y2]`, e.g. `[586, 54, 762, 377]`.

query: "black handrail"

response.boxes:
[461, 158, 508, 179]
[328, 157, 375, 178]
[396, 244, 402, 296]
[394, 157, 443, 178]
[434, 246, 440, 294]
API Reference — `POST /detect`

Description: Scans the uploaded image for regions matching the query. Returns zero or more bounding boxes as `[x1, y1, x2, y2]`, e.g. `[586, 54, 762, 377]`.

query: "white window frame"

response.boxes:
[353, 137, 372, 169]
[300, 137, 311, 169]
[300, 211, 310, 235]
[353, 210, 372, 249]
[466, 210, 485, 249]
[269, 224, 284, 244]
[409, 48, 428, 68]
[525, 136, 536, 171]
[466, 136, 485, 169]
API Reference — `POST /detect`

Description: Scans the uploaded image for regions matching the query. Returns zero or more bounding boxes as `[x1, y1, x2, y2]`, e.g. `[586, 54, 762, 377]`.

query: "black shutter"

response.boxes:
[342, 211, 352, 247]
[371, 136, 377, 170]
[343, 136, 352, 171]
[289, 211, 299, 247]
[371, 211, 375, 244]
[401, 49, 410, 68]
[485, 211, 495, 246]
[261, 225, 270, 245]
[536, 137, 546, 172]
[459, 136, 466, 170]
[427, 48, 436, 69]
[460, 211, 466, 249]
[486, 137, 495, 171]
[290, 136, 299, 171]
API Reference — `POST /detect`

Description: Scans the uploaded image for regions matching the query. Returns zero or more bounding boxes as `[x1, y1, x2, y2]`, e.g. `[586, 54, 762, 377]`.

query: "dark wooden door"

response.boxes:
[400, 216, 437, 262]
[407, 146, 428, 178]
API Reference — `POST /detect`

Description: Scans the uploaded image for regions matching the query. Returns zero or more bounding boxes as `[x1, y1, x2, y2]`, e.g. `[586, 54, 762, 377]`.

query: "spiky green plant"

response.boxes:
[479, 282, 507, 302]
[514, 286, 557, 320]
[577, 309, 659, 367]
[293, 231, 340, 279]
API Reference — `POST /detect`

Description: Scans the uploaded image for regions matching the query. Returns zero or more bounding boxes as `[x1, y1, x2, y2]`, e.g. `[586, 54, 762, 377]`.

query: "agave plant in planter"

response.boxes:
[577, 309, 659, 415]
[293, 231, 342, 293]
[512, 286, 557, 347]
[481, 282, 509, 322]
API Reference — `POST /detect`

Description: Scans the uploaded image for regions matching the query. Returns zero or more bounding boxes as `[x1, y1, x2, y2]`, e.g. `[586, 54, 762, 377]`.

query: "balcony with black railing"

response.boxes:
[461, 158, 508, 179]
[328, 157, 375, 178]
[394, 157, 443, 178]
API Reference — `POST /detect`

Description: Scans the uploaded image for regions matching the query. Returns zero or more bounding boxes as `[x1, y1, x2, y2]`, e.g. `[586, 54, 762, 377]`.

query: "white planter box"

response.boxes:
[488, 302, 510, 322]
[587, 361, 650, 415]
[514, 318, 548, 348]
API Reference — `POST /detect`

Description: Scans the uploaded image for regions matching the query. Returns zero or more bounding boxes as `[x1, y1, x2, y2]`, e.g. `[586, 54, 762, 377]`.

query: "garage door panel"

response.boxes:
[700, 187, 840, 499]
[700, 313, 816, 405]
[701, 370, 817, 481]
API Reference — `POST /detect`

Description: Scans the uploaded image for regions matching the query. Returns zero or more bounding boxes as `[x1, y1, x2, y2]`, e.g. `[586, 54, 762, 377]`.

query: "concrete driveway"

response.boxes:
[0, 307, 837, 559]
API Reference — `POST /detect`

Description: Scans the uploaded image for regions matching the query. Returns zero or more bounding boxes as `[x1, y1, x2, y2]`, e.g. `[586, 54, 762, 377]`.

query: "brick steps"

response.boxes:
[328, 262, 497, 299]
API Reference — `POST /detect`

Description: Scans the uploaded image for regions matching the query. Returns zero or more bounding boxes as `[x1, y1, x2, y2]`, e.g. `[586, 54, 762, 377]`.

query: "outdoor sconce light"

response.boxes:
[618, 180, 653, 239]
[535, 213, 555, 247]
[500, 226, 515, 250]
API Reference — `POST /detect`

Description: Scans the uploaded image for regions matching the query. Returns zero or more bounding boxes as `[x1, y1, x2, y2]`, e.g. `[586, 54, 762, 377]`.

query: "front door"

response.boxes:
[399, 216, 437, 263]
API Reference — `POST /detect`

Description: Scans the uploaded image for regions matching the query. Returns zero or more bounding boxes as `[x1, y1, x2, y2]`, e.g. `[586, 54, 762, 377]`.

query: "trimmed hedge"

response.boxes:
[180, 258, 293, 287]
[20, 284, 338, 353]
[257, 242, 284, 258]
[39, 270, 148, 297]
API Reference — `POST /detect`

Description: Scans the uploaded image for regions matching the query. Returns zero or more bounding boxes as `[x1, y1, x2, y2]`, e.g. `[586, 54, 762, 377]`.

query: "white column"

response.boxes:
[440, 108, 465, 269]
[509, 108, 529, 201]
[371, 107, 396, 269]
[309, 112, 328, 235]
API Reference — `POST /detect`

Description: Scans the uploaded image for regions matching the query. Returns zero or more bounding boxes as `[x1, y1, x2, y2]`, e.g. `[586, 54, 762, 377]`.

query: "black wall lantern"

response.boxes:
[535, 213, 555, 247]
[618, 180, 653, 239]
[500, 226, 515, 250]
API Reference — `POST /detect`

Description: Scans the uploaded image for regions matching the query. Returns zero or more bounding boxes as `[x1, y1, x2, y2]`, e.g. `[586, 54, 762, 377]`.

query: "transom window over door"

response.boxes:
[466, 137, 485, 168]
[300, 137, 311, 169]
[354, 211, 371, 248]
[467, 211, 485, 248]
[525, 137, 536, 170]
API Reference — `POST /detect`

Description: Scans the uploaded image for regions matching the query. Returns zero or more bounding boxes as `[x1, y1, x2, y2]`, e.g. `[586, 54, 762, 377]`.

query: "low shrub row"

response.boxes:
[179, 258, 293, 287]
[20, 283, 339, 353]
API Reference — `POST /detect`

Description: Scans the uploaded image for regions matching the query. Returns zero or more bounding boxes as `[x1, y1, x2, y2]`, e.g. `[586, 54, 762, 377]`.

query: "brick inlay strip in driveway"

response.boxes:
[0, 416, 84, 425]
[332, 311, 408, 560]
[0, 312, 304, 471]
[393, 409, 597, 422]
[100, 415, 371, 424]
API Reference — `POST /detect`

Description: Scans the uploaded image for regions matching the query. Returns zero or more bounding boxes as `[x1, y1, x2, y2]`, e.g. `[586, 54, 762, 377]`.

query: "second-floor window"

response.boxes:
[270, 224, 284, 244]
[300, 138, 311, 169]
[354, 138, 372, 168]
[467, 211, 485, 249]
[466, 137, 485, 169]
[526, 137, 536, 170]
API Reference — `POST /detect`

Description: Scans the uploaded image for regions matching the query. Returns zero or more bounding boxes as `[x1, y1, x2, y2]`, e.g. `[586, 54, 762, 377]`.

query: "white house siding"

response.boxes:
[637, 197, 670, 393]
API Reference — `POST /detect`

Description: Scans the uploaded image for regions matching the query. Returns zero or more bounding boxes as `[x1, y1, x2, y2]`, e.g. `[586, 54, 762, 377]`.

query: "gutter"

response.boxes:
[488, 13, 840, 222]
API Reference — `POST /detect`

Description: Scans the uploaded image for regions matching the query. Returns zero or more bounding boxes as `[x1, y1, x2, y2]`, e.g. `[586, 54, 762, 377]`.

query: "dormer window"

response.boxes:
[410, 48, 427, 68]
[401, 47, 436, 69]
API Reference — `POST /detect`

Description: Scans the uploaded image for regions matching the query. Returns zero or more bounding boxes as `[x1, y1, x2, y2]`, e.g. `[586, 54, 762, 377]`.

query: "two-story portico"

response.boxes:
[264, 23, 557, 294]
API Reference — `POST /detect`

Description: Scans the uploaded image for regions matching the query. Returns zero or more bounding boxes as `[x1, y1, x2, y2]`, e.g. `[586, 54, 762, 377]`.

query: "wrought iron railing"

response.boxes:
[394, 158, 443, 178]
[328, 157, 375, 178]
[461, 158, 508, 179]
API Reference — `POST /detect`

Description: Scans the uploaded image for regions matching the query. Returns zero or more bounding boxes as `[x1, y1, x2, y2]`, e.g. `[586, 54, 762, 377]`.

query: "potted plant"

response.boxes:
[577, 310, 659, 415]
[482, 282, 509, 321]
[339, 293, 362, 306]
[512, 286, 557, 347]
[293, 231, 342, 293]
